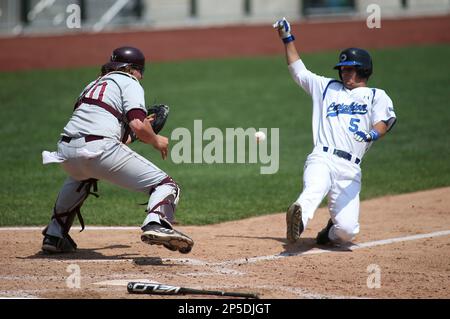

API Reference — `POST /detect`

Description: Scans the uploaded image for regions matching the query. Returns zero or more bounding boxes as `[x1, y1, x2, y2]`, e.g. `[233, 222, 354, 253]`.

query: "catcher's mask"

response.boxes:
[334, 48, 373, 80]
[103, 46, 145, 75]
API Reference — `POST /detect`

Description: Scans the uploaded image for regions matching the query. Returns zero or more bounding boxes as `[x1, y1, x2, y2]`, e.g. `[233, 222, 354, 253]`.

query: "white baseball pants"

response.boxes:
[45, 137, 177, 238]
[295, 145, 362, 243]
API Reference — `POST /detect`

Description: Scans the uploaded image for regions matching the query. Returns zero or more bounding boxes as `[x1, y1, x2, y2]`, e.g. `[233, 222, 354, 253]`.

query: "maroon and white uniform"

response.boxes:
[43, 71, 178, 238]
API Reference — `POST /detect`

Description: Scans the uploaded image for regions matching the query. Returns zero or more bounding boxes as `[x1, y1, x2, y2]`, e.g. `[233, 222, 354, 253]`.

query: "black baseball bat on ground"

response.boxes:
[127, 282, 259, 299]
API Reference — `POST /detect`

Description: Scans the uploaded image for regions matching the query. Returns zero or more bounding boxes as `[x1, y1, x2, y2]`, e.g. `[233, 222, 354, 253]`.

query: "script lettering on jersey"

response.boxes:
[326, 102, 368, 117]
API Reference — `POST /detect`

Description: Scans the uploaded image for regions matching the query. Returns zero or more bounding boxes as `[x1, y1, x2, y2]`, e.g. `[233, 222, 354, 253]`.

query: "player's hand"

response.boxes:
[152, 135, 169, 160]
[146, 114, 156, 124]
[354, 129, 380, 143]
[272, 17, 295, 43]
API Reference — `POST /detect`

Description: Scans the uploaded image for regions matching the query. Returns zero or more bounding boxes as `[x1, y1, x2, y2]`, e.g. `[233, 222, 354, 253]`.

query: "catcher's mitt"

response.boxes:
[146, 104, 169, 134]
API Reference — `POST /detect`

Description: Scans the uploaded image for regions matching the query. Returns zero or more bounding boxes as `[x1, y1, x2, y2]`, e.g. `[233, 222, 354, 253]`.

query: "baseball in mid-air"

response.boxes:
[255, 131, 266, 143]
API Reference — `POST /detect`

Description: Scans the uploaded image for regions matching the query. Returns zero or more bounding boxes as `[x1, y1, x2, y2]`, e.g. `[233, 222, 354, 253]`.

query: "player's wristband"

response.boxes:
[369, 129, 380, 141]
[283, 35, 295, 44]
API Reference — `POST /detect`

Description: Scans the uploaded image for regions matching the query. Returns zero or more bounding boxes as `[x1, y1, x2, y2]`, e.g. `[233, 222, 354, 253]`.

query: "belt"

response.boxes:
[323, 146, 361, 165]
[61, 135, 104, 143]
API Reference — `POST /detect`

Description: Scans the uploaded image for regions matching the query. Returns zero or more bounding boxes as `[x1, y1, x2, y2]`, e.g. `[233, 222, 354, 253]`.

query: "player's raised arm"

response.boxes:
[273, 18, 330, 97]
[273, 17, 300, 65]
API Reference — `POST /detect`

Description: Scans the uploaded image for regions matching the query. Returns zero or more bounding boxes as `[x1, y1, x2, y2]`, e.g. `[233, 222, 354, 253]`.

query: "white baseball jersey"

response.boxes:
[43, 71, 176, 240]
[289, 59, 396, 160]
[63, 71, 146, 140]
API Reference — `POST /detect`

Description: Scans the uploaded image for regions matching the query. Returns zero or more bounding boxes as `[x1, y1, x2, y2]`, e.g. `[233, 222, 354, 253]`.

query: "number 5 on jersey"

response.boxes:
[349, 118, 360, 133]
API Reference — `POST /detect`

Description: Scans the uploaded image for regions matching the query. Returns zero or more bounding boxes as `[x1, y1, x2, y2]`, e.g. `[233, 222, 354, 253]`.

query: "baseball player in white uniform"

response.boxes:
[41, 47, 194, 254]
[273, 18, 396, 245]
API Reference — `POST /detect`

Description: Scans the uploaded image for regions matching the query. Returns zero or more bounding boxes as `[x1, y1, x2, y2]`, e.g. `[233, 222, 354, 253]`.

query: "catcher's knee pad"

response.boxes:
[147, 176, 180, 224]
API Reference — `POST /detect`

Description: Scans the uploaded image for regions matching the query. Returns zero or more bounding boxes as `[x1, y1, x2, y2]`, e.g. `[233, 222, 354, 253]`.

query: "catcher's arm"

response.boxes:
[128, 104, 170, 143]
[129, 117, 169, 160]
[125, 114, 155, 144]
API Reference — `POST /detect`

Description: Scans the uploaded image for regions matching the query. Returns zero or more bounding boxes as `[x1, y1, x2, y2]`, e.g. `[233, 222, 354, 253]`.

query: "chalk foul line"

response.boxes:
[2, 227, 449, 267]
[211, 229, 450, 267]
[59, 229, 450, 267]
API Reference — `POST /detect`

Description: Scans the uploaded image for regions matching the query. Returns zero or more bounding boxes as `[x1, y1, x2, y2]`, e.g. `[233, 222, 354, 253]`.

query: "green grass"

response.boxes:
[1, 44, 449, 226]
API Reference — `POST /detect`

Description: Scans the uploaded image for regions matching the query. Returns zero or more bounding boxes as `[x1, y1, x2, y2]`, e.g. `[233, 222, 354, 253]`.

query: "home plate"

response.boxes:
[93, 279, 159, 286]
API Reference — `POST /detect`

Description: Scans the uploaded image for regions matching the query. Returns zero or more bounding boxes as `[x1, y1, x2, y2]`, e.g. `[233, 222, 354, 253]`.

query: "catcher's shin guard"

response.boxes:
[286, 203, 304, 243]
[42, 178, 99, 253]
[145, 176, 180, 224]
[141, 176, 194, 253]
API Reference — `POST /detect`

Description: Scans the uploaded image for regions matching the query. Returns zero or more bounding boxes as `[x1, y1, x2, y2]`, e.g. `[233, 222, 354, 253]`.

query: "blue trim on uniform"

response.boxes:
[371, 88, 376, 104]
[322, 80, 341, 100]
[334, 61, 363, 68]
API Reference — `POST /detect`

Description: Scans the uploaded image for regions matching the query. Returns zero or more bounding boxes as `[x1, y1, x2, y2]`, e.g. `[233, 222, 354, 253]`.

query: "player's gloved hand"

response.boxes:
[354, 129, 380, 143]
[146, 104, 169, 134]
[273, 17, 295, 44]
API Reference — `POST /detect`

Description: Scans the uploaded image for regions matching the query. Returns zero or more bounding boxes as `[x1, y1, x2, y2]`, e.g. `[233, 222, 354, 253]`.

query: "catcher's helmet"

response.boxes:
[103, 46, 145, 75]
[334, 48, 373, 79]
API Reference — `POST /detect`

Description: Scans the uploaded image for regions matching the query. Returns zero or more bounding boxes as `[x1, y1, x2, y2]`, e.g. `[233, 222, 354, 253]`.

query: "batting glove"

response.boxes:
[354, 129, 380, 143]
[273, 17, 295, 44]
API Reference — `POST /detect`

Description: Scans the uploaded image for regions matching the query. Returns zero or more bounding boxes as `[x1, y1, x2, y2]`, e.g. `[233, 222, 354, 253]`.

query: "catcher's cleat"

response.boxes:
[286, 203, 304, 243]
[141, 222, 194, 254]
[42, 234, 77, 253]
[316, 219, 334, 245]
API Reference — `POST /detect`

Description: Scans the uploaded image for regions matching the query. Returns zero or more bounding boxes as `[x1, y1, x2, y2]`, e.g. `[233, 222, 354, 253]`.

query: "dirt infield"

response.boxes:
[1, 15, 449, 71]
[1, 187, 449, 299]
[1, 15, 449, 300]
